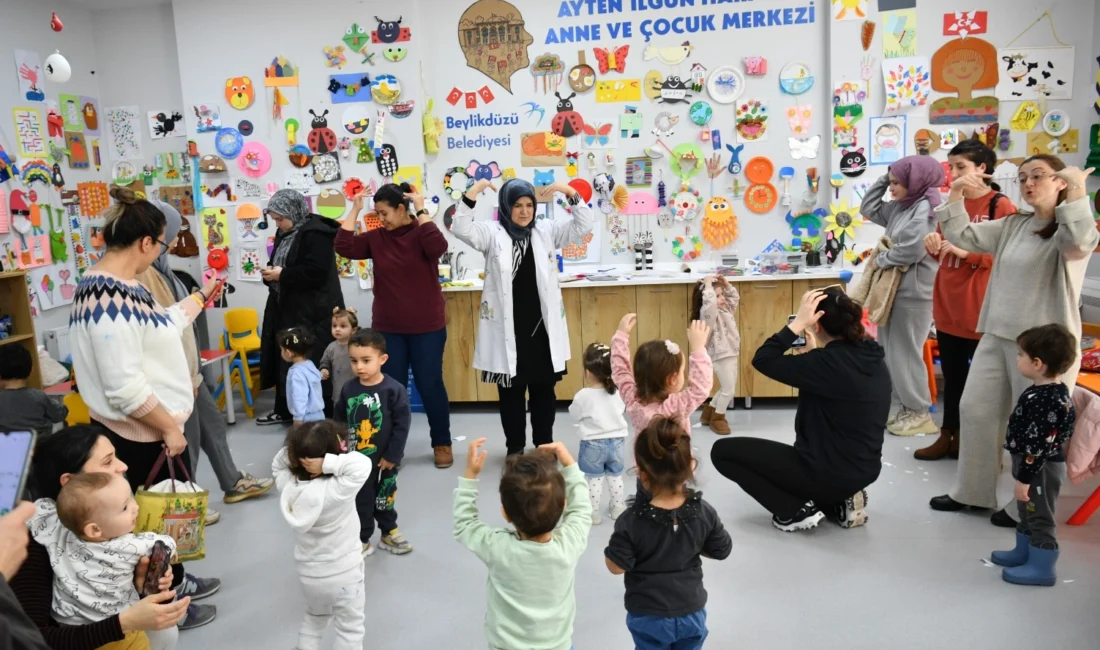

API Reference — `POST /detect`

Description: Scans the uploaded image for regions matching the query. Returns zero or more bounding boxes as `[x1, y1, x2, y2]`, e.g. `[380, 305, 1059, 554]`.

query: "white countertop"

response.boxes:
[440, 267, 847, 292]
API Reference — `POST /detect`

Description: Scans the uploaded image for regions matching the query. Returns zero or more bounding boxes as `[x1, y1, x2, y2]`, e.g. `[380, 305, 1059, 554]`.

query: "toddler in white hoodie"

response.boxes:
[273, 420, 372, 650]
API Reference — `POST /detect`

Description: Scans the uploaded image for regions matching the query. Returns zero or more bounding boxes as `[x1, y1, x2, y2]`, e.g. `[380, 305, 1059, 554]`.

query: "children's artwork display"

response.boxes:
[29, 264, 78, 311]
[995, 46, 1074, 100]
[64, 132, 88, 169]
[881, 58, 931, 116]
[1026, 130, 1079, 156]
[328, 73, 372, 104]
[12, 108, 46, 157]
[77, 182, 109, 217]
[521, 132, 566, 166]
[456, 0, 533, 94]
[596, 79, 642, 103]
[236, 248, 263, 282]
[192, 103, 221, 133]
[832, 0, 867, 21]
[147, 110, 185, 138]
[881, 9, 917, 59]
[929, 38, 998, 124]
[200, 208, 230, 251]
[58, 94, 82, 131]
[942, 11, 987, 37]
[869, 116, 906, 165]
[103, 106, 143, 160]
[160, 186, 195, 216]
[735, 99, 768, 143]
[13, 49, 45, 102]
[80, 96, 100, 135]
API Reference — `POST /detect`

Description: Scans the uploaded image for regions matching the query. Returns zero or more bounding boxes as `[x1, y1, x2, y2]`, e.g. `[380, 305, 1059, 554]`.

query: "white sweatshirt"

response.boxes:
[568, 387, 629, 441]
[272, 448, 372, 580]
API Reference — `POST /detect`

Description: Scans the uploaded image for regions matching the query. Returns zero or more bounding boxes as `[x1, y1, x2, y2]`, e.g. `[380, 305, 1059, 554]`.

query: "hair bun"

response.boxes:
[398, 182, 412, 193]
[108, 185, 138, 205]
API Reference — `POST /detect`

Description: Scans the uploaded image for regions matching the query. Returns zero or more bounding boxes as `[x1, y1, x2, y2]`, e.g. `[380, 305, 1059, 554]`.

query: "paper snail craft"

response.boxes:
[743, 156, 778, 214]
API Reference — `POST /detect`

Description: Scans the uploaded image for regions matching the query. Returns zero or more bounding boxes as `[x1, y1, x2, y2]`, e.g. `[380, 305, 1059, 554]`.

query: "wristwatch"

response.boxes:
[416, 208, 430, 217]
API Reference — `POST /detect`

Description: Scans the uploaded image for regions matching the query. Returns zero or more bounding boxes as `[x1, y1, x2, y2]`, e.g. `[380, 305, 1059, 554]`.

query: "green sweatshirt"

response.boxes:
[454, 463, 592, 650]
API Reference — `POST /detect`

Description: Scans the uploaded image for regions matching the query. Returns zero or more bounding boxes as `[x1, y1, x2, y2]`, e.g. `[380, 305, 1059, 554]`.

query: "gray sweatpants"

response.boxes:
[951, 334, 1080, 509]
[1012, 455, 1066, 547]
[183, 382, 242, 493]
[877, 297, 933, 412]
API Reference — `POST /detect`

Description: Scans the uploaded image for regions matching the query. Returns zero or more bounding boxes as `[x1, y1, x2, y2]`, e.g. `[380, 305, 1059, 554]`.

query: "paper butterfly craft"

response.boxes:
[593, 46, 629, 74]
[788, 136, 821, 160]
[466, 160, 501, 182]
[583, 123, 612, 147]
[323, 46, 347, 69]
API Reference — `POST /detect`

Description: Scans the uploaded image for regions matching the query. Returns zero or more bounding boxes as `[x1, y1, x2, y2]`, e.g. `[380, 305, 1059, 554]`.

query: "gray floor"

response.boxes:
[182, 396, 1100, 650]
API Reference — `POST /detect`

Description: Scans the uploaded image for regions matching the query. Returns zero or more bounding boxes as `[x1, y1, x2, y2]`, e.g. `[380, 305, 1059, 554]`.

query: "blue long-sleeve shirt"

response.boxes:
[287, 360, 325, 422]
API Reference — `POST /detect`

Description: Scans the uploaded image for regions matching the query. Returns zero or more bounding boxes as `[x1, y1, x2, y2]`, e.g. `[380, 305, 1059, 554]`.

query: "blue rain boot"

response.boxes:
[1002, 545, 1058, 587]
[990, 531, 1030, 567]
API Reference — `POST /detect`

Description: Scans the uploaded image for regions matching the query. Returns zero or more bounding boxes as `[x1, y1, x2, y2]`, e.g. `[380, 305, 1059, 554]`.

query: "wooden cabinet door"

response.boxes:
[555, 288, 585, 400]
[442, 292, 478, 402]
[738, 282, 794, 398]
[580, 286, 638, 351]
[685, 283, 743, 399]
[636, 285, 689, 354]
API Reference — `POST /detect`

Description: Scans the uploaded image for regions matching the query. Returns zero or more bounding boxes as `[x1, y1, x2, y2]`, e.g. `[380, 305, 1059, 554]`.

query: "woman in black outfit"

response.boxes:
[257, 190, 345, 425]
[710, 288, 891, 532]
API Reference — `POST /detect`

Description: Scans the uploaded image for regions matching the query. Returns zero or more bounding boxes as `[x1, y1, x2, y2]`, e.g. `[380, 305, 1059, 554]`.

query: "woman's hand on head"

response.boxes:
[119, 590, 190, 633]
[1054, 166, 1093, 202]
[465, 179, 497, 200]
[948, 172, 991, 202]
[549, 182, 577, 199]
[402, 188, 425, 212]
[790, 290, 826, 334]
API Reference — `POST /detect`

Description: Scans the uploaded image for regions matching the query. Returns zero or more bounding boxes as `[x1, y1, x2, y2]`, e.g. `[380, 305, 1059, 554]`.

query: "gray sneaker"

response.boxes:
[178, 603, 216, 630]
[223, 473, 274, 504]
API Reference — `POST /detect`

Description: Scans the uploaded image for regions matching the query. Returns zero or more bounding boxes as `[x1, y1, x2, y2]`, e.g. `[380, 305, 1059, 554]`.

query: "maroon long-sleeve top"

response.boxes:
[334, 221, 449, 334]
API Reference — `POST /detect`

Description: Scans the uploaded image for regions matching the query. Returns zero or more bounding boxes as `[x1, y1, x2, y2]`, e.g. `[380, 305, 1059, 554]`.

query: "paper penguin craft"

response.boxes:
[457, 0, 534, 94]
[376, 144, 398, 177]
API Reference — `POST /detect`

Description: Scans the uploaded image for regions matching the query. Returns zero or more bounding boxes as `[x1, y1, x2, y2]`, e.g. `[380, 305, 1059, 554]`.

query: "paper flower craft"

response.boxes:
[826, 199, 862, 241]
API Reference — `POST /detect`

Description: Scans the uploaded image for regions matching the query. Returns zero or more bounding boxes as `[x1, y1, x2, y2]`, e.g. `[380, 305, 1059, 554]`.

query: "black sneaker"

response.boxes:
[772, 501, 825, 532]
[256, 411, 291, 426]
[990, 508, 1016, 528]
[833, 490, 869, 529]
[178, 603, 216, 630]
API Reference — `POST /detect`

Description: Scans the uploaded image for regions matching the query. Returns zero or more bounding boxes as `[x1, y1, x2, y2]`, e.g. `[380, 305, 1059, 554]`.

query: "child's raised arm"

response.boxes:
[700, 280, 719, 325]
[611, 314, 638, 408]
[454, 438, 507, 563]
[659, 322, 713, 419]
[539, 442, 592, 558]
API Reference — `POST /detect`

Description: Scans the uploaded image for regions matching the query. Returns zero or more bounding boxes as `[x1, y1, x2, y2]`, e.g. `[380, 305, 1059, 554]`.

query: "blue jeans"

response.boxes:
[626, 609, 707, 650]
[579, 438, 626, 477]
[380, 328, 452, 448]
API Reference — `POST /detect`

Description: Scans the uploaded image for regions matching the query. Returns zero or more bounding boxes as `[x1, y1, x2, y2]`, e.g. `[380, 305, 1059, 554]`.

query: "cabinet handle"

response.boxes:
[595, 290, 620, 295]
[754, 284, 779, 289]
[648, 288, 672, 293]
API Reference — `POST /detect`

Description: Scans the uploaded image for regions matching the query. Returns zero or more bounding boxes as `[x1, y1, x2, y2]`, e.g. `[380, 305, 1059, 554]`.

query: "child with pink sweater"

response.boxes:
[610, 314, 714, 434]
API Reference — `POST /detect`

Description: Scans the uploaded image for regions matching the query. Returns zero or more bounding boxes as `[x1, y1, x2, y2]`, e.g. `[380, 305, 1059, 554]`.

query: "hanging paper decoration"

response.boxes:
[264, 56, 299, 86]
[882, 58, 931, 116]
[702, 197, 737, 248]
[569, 52, 596, 93]
[531, 54, 566, 94]
[734, 99, 768, 143]
[593, 45, 629, 74]
[929, 38, 998, 124]
[787, 104, 812, 135]
[643, 41, 693, 66]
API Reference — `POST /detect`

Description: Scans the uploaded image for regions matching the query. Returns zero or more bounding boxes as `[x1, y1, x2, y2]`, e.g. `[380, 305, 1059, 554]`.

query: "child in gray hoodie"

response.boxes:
[273, 420, 372, 650]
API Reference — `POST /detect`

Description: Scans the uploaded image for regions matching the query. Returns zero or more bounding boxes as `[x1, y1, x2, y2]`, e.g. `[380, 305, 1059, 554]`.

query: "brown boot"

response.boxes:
[433, 445, 454, 469]
[709, 413, 731, 435]
[700, 404, 715, 425]
[913, 429, 956, 461]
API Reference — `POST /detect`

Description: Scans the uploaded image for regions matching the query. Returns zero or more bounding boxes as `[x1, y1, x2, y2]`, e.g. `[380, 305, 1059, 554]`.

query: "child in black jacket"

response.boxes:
[991, 324, 1077, 587]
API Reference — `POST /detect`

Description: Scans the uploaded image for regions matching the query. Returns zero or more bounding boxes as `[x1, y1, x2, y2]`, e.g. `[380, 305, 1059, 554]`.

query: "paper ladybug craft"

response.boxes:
[371, 16, 411, 43]
[466, 160, 501, 182]
[308, 109, 338, 155]
[551, 92, 585, 138]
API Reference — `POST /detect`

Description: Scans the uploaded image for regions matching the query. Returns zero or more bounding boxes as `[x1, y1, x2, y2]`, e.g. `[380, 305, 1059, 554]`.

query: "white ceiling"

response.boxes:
[70, 0, 169, 11]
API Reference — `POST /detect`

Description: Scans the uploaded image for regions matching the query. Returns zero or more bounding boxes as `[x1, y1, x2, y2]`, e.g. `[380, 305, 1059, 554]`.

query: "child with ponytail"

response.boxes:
[692, 275, 740, 435]
[605, 416, 732, 649]
[569, 342, 629, 524]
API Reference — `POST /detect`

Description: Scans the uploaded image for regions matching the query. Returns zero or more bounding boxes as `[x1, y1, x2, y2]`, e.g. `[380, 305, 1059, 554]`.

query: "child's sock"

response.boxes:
[587, 476, 604, 514]
[607, 474, 626, 509]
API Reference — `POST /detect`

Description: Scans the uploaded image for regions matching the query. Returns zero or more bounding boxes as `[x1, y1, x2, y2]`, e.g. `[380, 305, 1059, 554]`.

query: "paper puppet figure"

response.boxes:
[466, 160, 500, 182]
[457, 0, 534, 93]
[930, 38, 999, 124]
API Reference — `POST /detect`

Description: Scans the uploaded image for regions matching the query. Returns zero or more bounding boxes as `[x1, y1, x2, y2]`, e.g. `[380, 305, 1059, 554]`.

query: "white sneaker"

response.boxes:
[889, 409, 938, 436]
[609, 502, 628, 520]
[362, 542, 375, 557]
[205, 509, 220, 525]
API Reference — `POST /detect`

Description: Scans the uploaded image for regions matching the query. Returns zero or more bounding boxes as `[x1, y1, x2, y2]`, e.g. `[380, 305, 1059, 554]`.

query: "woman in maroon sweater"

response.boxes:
[10, 426, 189, 649]
[335, 182, 454, 468]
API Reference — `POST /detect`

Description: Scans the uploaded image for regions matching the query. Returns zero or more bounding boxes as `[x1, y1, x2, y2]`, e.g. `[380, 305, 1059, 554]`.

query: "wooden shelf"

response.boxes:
[0, 333, 34, 347]
[0, 270, 42, 388]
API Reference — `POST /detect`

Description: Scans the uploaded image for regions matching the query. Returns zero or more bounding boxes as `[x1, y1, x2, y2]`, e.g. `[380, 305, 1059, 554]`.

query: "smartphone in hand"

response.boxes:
[141, 540, 173, 597]
[0, 430, 36, 515]
[787, 315, 806, 348]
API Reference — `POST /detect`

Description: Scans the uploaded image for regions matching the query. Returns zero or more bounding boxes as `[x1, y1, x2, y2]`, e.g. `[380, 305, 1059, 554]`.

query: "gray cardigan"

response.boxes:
[936, 196, 1098, 342]
[859, 176, 938, 302]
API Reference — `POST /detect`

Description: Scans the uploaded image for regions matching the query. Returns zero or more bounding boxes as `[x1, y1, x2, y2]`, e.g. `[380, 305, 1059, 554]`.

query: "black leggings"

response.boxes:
[710, 438, 870, 520]
[935, 331, 980, 432]
[497, 379, 558, 455]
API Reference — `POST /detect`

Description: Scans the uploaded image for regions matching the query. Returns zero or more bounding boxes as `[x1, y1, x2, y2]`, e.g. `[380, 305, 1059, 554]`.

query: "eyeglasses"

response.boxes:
[1015, 172, 1053, 185]
[156, 239, 170, 254]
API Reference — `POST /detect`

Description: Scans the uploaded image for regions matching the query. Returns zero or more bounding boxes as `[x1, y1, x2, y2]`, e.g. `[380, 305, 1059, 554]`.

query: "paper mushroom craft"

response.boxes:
[44, 50, 71, 84]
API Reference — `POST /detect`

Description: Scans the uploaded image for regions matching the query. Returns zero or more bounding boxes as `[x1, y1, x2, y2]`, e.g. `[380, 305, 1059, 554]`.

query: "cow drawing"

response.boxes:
[1001, 54, 1066, 97]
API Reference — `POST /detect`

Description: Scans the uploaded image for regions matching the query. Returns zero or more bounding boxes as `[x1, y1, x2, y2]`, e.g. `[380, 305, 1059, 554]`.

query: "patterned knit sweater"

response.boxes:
[69, 271, 200, 442]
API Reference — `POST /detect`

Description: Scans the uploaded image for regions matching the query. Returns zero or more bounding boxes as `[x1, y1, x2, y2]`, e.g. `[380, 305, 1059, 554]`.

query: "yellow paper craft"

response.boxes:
[596, 79, 642, 103]
[1026, 130, 1079, 156]
[1010, 102, 1041, 132]
[392, 166, 424, 193]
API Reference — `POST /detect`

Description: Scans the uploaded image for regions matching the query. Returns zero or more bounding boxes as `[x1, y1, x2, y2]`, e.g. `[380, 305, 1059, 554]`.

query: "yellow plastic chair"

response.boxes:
[223, 308, 262, 397]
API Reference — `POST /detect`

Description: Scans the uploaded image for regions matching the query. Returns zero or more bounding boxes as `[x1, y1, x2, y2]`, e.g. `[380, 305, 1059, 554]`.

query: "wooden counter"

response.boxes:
[441, 273, 845, 406]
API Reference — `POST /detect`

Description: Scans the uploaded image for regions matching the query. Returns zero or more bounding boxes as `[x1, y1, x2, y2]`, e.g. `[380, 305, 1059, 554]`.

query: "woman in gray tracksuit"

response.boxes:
[859, 156, 945, 437]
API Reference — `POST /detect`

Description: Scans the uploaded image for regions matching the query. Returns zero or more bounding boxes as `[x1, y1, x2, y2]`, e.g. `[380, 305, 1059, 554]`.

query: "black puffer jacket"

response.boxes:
[260, 214, 345, 389]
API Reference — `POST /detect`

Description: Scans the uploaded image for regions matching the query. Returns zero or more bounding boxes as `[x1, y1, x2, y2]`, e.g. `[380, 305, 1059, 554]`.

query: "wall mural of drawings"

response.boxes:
[456, 0, 534, 93]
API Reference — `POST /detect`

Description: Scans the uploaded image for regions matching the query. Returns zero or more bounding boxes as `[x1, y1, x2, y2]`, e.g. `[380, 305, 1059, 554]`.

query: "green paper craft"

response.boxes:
[670, 143, 704, 180]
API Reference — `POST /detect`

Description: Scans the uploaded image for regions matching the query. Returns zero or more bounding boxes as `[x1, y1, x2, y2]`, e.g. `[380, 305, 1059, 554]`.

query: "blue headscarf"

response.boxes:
[498, 179, 537, 242]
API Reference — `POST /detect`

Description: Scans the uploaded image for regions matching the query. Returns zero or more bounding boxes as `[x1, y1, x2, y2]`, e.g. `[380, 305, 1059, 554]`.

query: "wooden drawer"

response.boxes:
[738, 282, 794, 398]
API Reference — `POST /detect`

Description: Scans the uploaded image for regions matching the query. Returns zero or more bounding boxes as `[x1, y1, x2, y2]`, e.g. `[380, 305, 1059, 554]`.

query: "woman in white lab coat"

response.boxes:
[451, 178, 593, 454]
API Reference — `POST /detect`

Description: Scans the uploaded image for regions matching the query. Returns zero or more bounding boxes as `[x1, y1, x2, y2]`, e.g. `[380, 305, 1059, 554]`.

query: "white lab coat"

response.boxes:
[450, 199, 593, 379]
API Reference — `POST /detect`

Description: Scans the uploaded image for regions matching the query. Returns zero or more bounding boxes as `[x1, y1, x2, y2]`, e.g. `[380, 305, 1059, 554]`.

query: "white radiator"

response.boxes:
[43, 326, 71, 362]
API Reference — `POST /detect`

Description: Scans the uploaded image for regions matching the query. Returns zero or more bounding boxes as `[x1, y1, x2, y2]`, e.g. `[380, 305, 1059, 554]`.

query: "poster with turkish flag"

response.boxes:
[943, 11, 987, 37]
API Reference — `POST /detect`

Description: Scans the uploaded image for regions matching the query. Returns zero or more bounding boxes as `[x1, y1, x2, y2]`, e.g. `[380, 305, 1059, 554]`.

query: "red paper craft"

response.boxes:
[478, 86, 495, 104]
[942, 11, 987, 37]
[465, 92, 478, 109]
[446, 88, 463, 106]
[593, 45, 629, 74]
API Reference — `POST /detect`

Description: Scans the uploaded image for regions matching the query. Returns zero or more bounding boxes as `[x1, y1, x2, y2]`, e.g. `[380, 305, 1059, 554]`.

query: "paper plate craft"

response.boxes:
[307, 110, 338, 155]
[670, 143, 704, 180]
[214, 128, 244, 158]
[672, 234, 703, 260]
[376, 144, 398, 178]
[370, 74, 401, 105]
[569, 51, 596, 93]
[225, 77, 255, 110]
[779, 62, 814, 95]
[744, 156, 778, 214]
[550, 92, 585, 138]
[198, 155, 227, 174]
[668, 181, 702, 221]
[531, 53, 566, 94]
[264, 56, 299, 86]
[390, 101, 415, 119]
[654, 76, 692, 105]
[929, 38, 998, 124]
[702, 197, 737, 248]
[238, 142, 271, 177]
[342, 178, 365, 201]
[690, 101, 713, 126]
[735, 99, 768, 143]
[338, 106, 371, 137]
[643, 41, 693, 66]
[316, 189, 347, 219]
[1042, 110, 1069, 137]
[652, 112, 679, 139]
[568, 178, 593, 203]
[839, 148, 868, 177]
[707, 66, 745, 104]
[443, 167, 472, 200]
[312, 152, 341, 184]
[287, 145, 311, 168]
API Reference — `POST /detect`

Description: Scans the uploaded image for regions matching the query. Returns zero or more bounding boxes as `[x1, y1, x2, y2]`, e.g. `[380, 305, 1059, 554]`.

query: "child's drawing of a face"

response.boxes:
[875, 125, 901, 149]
